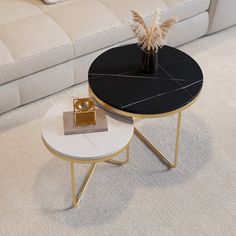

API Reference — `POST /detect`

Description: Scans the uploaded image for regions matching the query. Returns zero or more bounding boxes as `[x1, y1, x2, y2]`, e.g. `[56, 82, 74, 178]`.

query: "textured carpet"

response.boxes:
[0, 26, 235, 236]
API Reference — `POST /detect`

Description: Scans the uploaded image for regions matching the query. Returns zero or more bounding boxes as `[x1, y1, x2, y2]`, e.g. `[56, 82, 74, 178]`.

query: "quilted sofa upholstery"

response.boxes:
[0, 0, 224, 114]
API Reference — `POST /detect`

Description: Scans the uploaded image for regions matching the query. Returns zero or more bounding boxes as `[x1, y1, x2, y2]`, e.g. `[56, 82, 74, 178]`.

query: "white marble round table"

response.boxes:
[41, 99, 134, 207]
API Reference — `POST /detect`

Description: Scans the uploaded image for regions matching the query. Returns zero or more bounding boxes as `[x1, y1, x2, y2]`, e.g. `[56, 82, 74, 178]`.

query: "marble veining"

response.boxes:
[121, 80, 203, 109]
[160, 58, 189, 65]
[159, 65, 194, 98]
[84, 133, 99, 150]
[88, 44, 203, 115]
[89, 73, 186, 81]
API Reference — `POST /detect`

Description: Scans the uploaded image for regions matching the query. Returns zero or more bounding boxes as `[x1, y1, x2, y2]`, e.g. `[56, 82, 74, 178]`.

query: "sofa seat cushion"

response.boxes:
[0, 0, 210, 86]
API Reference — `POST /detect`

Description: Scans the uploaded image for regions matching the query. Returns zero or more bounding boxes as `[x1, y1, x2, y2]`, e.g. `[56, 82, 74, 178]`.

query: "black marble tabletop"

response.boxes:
[88, 44, 203, 116]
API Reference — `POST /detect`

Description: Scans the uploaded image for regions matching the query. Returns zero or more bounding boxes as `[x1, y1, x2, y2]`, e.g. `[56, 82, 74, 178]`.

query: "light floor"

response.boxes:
[0, 26, 235, 236]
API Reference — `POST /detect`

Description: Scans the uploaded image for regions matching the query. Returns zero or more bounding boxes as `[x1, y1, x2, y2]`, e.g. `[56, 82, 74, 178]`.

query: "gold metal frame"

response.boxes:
[106, 145, 130, 165]
[89, 86, 201, 118]
[89, 86, 201, 168]
[42, 136, 131, 164]
[69, 145, 130, 207]
[134, 112, 181, 168]
[42, 136, 130, 208]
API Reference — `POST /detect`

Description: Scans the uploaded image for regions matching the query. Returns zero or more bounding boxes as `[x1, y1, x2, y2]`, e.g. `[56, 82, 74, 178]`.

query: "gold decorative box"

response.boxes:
[73, 98, 96, 126]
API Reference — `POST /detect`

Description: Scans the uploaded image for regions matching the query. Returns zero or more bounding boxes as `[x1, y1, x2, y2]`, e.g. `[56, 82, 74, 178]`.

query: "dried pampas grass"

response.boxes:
[131, 8, 177, 51]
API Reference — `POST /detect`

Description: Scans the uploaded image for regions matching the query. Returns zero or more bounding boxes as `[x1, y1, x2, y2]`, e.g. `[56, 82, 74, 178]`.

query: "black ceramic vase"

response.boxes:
[140, 49, 158, 73]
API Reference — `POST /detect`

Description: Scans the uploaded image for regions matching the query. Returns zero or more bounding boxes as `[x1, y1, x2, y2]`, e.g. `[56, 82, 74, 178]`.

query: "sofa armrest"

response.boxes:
[208, 0, 236, 34]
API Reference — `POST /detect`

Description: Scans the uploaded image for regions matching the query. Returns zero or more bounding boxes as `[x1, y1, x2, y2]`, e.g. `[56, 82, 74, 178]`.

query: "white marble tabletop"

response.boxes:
[41, 99, 134, 161]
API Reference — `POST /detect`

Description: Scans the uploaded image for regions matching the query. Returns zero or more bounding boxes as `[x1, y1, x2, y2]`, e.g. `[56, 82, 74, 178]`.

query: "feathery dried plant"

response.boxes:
[131, 8, 177, 51]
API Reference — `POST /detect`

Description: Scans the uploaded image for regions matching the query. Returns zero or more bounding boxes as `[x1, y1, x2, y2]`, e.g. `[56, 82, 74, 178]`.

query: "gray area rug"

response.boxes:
[0, 26, 235, 236]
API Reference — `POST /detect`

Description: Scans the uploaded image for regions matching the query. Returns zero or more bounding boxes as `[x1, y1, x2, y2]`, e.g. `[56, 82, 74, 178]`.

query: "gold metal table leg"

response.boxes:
[134, 111, 182, 168]
[68, 144, 130, 208]
[70, 162, 97, 208]
[105, 145, 130, 166]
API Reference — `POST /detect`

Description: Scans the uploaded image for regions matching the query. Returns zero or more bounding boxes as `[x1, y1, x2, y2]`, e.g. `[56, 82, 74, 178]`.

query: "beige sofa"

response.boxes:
[0, 0, 235, 114]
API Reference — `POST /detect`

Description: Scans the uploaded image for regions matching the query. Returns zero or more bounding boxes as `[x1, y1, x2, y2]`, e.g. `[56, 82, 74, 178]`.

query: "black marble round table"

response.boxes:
[88, 44, 203, 118]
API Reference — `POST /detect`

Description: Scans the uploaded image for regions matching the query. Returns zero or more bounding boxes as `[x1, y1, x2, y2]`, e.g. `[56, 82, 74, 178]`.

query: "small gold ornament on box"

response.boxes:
[73, 98, 96, 126]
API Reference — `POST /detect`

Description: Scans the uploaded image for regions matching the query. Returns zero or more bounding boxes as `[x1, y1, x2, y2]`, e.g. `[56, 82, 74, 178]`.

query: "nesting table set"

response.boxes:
[41, 44, 203, 208]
